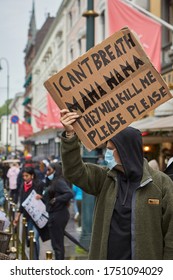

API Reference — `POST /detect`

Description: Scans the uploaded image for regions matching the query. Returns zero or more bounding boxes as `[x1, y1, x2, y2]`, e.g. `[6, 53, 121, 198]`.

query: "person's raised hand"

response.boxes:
[60, 109, 79, 133]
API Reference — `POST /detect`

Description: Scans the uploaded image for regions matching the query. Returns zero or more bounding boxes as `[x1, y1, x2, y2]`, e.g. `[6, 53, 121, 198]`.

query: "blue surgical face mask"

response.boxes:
[104, 148, 118, 170]
[47, 173, 54, 180]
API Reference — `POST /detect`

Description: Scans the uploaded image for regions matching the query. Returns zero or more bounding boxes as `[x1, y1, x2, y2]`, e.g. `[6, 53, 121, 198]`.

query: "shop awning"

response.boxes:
[22, 97, 31, 106]
[23, 74, 32, 88]
[131, 115, 173, 132]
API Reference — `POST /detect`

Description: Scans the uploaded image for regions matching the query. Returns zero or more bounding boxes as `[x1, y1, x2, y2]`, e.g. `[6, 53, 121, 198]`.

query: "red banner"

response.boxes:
[108, 0, 161, 72]
[33, 114, 44, 130]
[18, 121, 33, 137]
[46, 93, 63, 128]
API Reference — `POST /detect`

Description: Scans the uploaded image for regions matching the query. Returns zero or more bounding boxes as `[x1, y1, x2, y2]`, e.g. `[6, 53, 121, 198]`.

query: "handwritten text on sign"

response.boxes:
[44, 27, 172, 150]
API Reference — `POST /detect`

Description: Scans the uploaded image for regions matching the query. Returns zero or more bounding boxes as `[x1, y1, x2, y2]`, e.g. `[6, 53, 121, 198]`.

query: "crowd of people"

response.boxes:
[0, 155, 75, 260]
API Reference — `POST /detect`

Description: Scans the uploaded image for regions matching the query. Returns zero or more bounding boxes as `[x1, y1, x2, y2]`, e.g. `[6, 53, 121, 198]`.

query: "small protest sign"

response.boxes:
[22, 190, 49, 229]
[44, 27, 172, 151]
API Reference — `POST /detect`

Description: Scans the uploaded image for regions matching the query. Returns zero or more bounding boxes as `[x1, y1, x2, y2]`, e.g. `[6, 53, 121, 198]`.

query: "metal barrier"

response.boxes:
[46, 251, 53, 260]
[3, 192, 88, 260]
[15, 216, 20, 259]
[29, 230, 34, 260]
[22, 217, 27, 260]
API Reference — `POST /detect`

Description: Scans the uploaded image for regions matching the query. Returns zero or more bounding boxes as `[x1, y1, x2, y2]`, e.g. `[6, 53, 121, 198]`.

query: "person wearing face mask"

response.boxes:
[59, 109, 173, 260]
[43, 162, 73, 260]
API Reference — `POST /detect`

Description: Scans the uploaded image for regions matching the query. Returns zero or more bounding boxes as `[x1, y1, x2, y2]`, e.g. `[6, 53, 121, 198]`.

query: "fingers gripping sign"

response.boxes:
[60, 109, 80, 133]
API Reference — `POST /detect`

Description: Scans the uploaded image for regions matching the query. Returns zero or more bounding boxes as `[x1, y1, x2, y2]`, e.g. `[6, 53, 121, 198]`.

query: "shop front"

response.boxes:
[131, 115, 173, 170]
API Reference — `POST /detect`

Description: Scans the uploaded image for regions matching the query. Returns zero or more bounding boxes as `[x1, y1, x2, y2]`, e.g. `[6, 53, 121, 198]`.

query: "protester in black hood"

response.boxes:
[106, 127, 143, 259]
[110, 127, 143, 178]
[59, 109, 173, 260]
[44, 162, 73, 260]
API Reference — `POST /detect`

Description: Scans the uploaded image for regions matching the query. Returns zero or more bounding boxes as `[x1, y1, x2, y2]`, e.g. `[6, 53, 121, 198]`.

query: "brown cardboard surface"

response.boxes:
[44, 27, 172, 151]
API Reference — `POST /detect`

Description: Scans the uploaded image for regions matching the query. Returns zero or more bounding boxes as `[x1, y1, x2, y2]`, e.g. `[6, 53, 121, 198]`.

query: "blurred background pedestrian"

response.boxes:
[0, 169, 5, 210]
[7, 162, 20, 204]
[13, 166, 46, 260]
[72, 184, 83, 231]
[43, 162, 73, 260]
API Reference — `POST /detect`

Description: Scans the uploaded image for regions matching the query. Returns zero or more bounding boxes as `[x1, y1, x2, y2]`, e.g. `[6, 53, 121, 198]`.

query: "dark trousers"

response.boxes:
[10, 189, 18, 204]
[48, 208, 70, 260]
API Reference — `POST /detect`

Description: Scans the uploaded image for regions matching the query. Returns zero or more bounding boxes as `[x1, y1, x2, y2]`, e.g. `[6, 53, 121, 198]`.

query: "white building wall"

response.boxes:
[0, 115, 12, 151]
[32, 6, 67, 133]
[95, 0, 108, 43]
[65, 0, 87, 63]
[131, 0, 149, 9]
[10, 92, 25, 151]
[31, 0, 104, 135]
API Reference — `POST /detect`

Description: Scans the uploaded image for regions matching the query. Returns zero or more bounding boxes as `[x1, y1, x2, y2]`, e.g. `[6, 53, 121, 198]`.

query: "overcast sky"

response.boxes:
[0, 0, 63, 107]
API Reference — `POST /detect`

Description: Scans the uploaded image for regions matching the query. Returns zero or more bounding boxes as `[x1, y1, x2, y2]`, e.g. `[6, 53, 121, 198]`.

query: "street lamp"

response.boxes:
[0, 57, 10, 158]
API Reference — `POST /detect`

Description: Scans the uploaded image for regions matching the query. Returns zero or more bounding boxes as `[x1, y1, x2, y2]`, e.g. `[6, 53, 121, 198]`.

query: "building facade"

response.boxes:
[0, 115, 12, 154]
[20, 0, 173, 168]
[9, 92, 25, 153]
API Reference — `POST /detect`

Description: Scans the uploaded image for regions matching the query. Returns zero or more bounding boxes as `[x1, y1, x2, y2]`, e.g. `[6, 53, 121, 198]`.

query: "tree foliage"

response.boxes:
[0, 99, 12, 118]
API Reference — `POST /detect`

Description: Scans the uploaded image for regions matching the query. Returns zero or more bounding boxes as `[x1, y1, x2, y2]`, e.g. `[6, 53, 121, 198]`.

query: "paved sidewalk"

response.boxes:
[35, 202, 88, 260]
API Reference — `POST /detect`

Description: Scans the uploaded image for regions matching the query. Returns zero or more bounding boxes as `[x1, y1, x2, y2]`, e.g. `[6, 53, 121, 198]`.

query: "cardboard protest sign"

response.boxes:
[22, 190, 49, 229]
[44, 27, 172, 151]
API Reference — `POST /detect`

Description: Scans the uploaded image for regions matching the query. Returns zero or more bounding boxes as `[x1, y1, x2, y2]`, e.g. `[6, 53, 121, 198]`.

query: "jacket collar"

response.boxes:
[106, 158, 153, 187]
[140, 158, 153, 187]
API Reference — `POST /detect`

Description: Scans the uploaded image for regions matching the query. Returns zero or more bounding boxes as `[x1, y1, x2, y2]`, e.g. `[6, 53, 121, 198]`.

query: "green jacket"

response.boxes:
[61, 134, 173, 260]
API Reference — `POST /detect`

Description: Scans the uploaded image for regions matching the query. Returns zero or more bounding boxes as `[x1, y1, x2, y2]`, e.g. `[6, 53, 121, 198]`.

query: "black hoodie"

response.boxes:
[107, 127, 143, 260]
[45, 162, 73, 213]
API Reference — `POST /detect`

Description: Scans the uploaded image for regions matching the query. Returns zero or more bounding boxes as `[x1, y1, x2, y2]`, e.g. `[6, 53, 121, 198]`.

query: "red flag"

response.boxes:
[33, 114, 44, 129]
[18, 121, 33, 137]
[108, 0, 161, 72]
[39, 111, 47, 127]
[46, 93, 63, 128]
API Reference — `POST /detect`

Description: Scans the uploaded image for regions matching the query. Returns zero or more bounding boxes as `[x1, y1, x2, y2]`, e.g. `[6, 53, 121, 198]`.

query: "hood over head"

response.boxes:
[49, 162, 62, 178]
[110, 126, 143, 181]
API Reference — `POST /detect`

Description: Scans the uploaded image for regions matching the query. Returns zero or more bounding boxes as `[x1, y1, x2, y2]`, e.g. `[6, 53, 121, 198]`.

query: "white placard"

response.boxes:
[22, 189, 49, 228]
[0, 210, 10, 230]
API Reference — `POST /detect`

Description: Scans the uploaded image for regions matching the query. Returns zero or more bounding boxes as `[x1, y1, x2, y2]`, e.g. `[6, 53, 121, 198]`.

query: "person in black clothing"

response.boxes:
[60, 109, 173, 260]
[164, 159, 173, 180]
[2, 162, 10, 189]
[44, 162, 74, 260]
[13, 166, 46, 259]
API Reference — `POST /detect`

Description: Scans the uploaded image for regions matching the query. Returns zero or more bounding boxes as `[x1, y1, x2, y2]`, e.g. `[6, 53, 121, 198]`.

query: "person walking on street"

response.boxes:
[59, 109, 173, 260]
[0, 169, 5, 210]
[43, 162, 74, 260]
[7, 163, 20, 204]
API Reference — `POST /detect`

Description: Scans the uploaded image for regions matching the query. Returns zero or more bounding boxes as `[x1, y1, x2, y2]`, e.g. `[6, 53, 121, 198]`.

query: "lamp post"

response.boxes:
[81, 0, 99, 250]
[0, 57, 10, 158]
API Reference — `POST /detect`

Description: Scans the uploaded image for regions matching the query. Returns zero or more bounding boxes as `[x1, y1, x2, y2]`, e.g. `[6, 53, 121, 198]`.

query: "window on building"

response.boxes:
[78, 38, 82, 56]
[70, 48, 74, 61]
[162, 0, 173, 45]
[49, 139, 55, 156]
